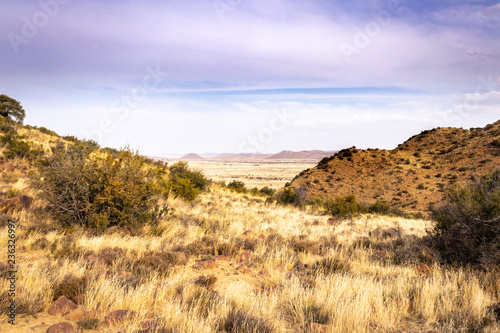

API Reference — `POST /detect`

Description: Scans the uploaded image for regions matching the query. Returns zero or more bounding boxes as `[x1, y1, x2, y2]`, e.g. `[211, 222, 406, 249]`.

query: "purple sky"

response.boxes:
[1, 0, 499, 155]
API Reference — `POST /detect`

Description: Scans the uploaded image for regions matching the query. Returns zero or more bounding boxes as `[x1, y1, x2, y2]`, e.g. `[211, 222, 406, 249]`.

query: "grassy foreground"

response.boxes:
[1, 186, 500, 332]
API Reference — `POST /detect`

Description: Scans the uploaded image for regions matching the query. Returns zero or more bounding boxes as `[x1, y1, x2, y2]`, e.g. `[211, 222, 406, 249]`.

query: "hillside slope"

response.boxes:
[290, 120, 500, 215]
[267, 150, 337, 160]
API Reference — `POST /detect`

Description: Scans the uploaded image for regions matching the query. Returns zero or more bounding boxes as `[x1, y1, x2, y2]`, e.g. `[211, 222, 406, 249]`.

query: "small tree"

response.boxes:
[0, 95, 25, 123]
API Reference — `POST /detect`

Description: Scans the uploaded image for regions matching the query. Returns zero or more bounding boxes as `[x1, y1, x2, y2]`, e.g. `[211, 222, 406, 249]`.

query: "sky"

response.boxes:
[1, 0, 499, 156]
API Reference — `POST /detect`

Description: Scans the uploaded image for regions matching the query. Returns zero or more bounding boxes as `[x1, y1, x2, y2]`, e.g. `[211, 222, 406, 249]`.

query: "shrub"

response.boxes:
[313, 256, 351, 275]
[53, 274, 88, 300]
[167, 161, 209, 201]
[77, 318, 100, 330]
[325, 195, 366, 219]
[276, 187, 307, 207]
[309, 196, 324, 208]
[193, 275, 217, 289]
[431, 168, 500, 266]
[219, 309, 274, 333]
[35, 146, 169, 233]
[368, 200, 391, 214]
[227, 180, 247, 193]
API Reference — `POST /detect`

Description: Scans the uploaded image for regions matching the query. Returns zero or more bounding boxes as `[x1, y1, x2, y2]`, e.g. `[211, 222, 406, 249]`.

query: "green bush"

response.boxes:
[368, 200, 391, 214]
[431, 168, 500, 266]
[276, 187, 307, 207]
[227, 180, 247, 193]
[35, 146, 169, 233]
[325, 195, 366, 219]
[167, 161, 209, 201]
[259, 186, 275, 196]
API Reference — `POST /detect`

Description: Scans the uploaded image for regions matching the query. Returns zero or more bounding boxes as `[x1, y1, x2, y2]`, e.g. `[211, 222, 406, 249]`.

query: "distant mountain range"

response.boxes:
[151, 150, 338, 161]
[176, 150, 338, 161]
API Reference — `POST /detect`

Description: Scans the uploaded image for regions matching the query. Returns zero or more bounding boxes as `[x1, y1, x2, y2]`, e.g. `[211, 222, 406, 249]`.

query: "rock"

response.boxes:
[174, 251, 188, 265]
[46, 322, 74, 333]
[105, 309, 137, 325]
[215, 255, 229, 261]
[67, 307, 84, 321]
[193, 260, 217, 270]
[48, 296, 77, 316]
[257, 270, 270, 278]
[309, 323, 330, 333]
[416, 263, 432, 277]
[0, 195, 33, 214]
[83, 310, 101, 319]
[71, 294, 85, 305]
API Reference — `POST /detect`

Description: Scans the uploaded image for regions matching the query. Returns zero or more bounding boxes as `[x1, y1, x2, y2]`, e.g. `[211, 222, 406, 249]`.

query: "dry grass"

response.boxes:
[1, 186, 499, 332]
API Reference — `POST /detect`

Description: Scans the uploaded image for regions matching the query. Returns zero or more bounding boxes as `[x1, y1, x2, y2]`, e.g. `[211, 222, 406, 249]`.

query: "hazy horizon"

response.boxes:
[1, 0, 499, 155]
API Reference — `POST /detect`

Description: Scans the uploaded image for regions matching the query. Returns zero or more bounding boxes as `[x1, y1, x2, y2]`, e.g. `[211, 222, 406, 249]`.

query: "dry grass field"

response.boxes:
[1, 120, 500, 333]
[183, 160, 318, 189]
[1, 186, 500, 332]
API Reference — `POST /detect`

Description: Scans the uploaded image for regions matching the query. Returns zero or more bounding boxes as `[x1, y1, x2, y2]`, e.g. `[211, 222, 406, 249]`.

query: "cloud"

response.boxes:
[0, 0, 499, 154]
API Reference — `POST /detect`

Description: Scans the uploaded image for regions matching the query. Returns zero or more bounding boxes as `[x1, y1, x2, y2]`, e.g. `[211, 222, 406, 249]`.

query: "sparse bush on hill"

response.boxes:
[431, 168, 500, 267]
[1, 131, 44, 160]
[35, 145, 170, 233]
[25, 125, 59, 137]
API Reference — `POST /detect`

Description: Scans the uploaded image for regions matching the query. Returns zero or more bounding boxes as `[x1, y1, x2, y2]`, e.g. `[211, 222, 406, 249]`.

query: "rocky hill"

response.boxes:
[289, 120, 500, 215]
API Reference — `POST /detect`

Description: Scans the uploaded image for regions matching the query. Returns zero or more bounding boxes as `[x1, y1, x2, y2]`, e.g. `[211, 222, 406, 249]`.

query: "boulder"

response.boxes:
[46, 322, 74, 333]
[48, 296, 77, 316]
[67, 307, 84, 321]
[104, 309, 137, 325]
[193, 260, 217, 270]
[309, 323, 330, 333]
[71, 294, 85, 305]
[257, 270, 270, 278]
[0, 195, 33, 213]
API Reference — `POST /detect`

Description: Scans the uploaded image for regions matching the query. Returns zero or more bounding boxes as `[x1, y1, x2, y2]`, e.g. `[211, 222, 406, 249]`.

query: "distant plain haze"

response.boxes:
[1, 0, 499, 155]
